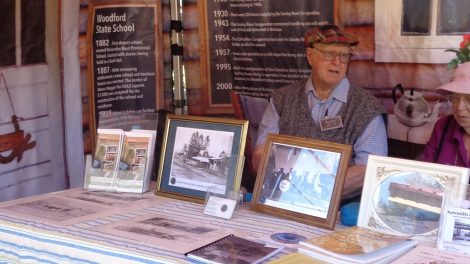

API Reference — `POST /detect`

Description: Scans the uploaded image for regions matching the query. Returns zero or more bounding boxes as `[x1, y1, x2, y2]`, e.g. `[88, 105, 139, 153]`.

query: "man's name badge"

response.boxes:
[204, 196, 237, 219]
[320, 116, 343, 131]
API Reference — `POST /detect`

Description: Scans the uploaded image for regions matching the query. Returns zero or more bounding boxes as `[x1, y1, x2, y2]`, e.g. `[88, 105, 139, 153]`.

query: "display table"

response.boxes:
[0, 188, 342, 263]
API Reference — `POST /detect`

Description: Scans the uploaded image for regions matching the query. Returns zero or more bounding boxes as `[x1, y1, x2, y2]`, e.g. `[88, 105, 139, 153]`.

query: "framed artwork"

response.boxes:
[156, 115, 248, 203]
[251, 134, 352, 230]
[357, 155, 470, 242]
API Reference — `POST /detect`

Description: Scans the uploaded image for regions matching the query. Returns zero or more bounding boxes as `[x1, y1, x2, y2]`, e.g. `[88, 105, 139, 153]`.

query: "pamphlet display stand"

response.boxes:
[84, 155, 153, 194]
[83, 112, 159, 194]
[115, 156, 154, 193]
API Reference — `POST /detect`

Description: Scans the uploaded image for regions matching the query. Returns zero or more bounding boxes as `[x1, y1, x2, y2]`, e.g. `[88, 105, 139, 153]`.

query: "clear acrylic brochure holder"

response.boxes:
[84, 154, 153, 195]
[83, 111, 159, 195]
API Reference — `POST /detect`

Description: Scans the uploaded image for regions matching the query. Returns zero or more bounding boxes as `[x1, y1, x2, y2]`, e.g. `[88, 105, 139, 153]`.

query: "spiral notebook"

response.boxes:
[185, 234, 283, 264]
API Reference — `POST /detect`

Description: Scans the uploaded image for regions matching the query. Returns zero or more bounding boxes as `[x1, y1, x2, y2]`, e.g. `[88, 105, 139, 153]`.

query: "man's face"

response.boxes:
[306, 43, 351, 90]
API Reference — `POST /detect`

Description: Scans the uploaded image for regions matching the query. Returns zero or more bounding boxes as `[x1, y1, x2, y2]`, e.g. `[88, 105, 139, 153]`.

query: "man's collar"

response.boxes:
[305, 75, 349, 103]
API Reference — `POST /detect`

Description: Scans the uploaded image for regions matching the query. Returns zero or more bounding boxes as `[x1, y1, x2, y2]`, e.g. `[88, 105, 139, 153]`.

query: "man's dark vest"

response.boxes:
[271, 79, 387, 146]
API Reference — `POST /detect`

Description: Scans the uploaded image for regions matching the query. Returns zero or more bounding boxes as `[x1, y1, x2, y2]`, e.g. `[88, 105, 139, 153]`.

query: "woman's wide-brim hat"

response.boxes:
[438, 62, 470, 94]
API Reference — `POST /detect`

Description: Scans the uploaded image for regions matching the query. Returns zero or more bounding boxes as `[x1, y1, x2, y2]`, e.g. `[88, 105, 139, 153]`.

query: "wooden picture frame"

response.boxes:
[156, 115, 248, 203]
[251, 134, 351, 230]
[87, 1, 163, 151]
[357, 155, 470, 242]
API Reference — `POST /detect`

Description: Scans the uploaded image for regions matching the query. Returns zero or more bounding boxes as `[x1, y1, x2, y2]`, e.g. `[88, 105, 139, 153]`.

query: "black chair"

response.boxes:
[231, 92, 269, 191]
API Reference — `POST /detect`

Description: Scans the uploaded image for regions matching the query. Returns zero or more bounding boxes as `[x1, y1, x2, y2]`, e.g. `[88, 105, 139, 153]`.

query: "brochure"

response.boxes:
[88, 129, 123, 190]
[115, 130, 156, 192]
[298, 226, 416, 264]
[85, 128, 156, 193]
[437, 206, 470, 256]
[93, 213, 232, 255]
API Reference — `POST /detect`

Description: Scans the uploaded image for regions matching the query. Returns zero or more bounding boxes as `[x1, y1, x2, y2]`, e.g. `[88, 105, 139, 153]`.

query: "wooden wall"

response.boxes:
[79, 0, 451, 153]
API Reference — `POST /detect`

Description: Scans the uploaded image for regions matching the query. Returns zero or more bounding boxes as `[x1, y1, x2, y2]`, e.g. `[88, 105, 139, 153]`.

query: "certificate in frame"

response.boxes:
[251, 134, 351, 230]
[357, 155, 470, 242]
[156, 115, 248, 203]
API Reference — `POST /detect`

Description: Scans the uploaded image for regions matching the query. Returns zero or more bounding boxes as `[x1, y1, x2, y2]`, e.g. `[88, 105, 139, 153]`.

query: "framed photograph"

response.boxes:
[156, 115, 248, 203]
[251, 134, 352, 230]
[357, 155, 470, 242]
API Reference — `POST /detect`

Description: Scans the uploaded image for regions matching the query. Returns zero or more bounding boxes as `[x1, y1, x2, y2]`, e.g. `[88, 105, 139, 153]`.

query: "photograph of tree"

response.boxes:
[168, 126, 234, 194]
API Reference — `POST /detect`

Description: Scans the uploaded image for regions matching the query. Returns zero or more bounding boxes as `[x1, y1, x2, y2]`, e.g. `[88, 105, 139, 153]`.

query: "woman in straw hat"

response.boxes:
[420, 36, 470, 167]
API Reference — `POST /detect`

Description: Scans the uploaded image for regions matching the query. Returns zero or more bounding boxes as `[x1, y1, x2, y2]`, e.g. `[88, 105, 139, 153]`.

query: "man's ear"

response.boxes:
[306, 48, 314, 66]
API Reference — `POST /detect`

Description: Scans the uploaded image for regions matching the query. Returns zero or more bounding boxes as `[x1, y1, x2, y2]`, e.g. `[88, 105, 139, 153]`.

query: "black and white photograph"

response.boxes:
[65, 189, 152, 207]
[156, 115, 248, 203]
[2, 196, 112, 225]
[251, 134, 351, 230]
[106, 145, 118, 153]
[169, 126, 234, 194]
[135, 148, 147, 156]
[452, 219, 470, 245]
[93, 214, 231, 254]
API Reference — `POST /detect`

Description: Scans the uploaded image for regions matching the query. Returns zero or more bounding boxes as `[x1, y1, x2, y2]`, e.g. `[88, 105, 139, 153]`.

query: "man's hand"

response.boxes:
[252, 144, 265, 173]
[342, 165, 366, 199]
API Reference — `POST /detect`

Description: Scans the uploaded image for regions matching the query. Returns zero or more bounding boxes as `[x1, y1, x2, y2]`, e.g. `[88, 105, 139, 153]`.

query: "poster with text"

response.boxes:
[88, 2, 162, 143]
[201, 0, 335, 111]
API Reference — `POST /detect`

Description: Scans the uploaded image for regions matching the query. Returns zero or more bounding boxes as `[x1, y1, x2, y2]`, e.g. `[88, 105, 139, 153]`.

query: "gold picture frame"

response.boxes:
[251, 134, 352, 230]
[156, 115, 248, 203]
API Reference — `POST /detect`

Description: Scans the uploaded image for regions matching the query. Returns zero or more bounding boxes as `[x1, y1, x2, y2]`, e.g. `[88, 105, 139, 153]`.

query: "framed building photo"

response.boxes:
[156, 115, 248, 203]
[251, 134, 352, 230]
[357, 155, 470, 242]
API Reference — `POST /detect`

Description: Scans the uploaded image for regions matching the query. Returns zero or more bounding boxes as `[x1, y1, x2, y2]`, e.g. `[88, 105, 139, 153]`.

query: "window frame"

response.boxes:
[0, 0, 46, 68]
[375, 0, 461, 63]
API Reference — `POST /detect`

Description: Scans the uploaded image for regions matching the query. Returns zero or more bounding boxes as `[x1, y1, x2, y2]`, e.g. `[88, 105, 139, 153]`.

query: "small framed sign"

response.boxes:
[204, 196, 237, 219]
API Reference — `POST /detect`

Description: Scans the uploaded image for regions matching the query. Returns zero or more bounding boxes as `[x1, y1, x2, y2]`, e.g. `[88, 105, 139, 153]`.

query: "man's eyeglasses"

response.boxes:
[447, 94, 470, 108]
[311, 46, 352, 64]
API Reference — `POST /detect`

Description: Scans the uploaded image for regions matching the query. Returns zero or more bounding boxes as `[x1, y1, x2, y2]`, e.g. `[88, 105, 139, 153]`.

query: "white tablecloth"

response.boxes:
[0, 188, 341, 263]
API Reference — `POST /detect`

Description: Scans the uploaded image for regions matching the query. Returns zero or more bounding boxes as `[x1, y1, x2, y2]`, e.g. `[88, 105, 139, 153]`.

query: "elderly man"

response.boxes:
[253, 24, 387, 201]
